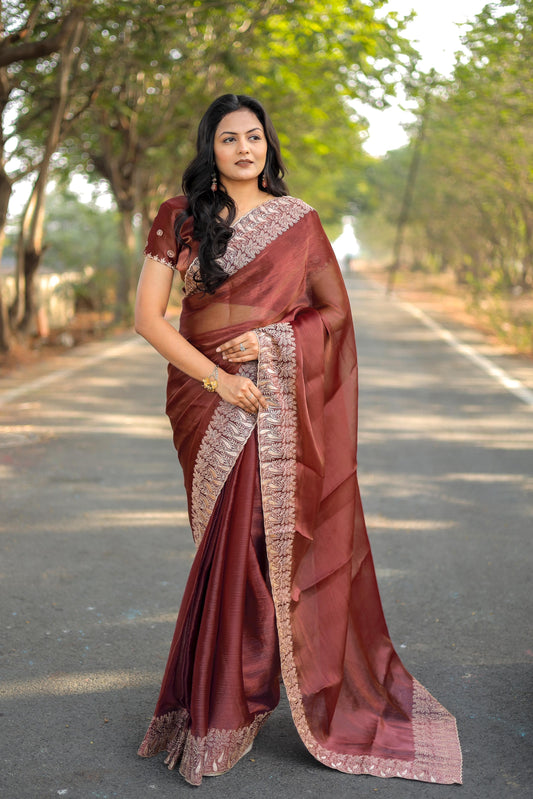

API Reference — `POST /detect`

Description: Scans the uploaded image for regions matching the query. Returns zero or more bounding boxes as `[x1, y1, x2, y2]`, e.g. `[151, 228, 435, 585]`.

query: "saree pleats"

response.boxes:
[138, 432, 280, 784]
[139, 195, 462, 786]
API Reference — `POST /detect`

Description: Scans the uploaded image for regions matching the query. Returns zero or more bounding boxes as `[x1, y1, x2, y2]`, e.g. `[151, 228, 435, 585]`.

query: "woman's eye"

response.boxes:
[223, 136, 235, 143]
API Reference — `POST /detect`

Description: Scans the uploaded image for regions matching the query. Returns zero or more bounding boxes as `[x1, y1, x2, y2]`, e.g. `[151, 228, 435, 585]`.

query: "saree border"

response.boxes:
[190, 362, 258, 546]
[183, 196, 312, 296]
[255, 323, 463, 786]
[138, 708, 271, 786]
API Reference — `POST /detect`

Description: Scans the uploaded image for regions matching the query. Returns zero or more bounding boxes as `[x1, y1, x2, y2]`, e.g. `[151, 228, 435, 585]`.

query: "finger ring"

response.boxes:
[240, 343, 246, 352]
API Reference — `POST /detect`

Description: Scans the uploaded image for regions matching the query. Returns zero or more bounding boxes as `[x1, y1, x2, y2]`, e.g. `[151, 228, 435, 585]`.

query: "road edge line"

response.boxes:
[0, 335, 144, 408]
[397, 299, 533, 408]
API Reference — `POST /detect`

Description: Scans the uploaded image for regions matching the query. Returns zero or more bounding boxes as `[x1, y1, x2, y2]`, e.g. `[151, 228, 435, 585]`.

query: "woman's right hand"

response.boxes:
[216, 370, 268, 414]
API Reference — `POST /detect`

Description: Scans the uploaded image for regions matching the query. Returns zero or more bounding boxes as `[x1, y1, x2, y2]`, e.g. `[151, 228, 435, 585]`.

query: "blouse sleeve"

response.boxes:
[144, 197, 188, 270]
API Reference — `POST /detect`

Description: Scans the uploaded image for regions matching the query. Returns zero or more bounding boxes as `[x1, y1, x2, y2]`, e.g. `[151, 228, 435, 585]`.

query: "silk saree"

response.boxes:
[138, 195, 462, 787]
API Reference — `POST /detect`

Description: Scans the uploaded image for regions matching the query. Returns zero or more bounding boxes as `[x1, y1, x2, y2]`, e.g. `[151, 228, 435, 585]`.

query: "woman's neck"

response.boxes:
[223, 181, 271, 218]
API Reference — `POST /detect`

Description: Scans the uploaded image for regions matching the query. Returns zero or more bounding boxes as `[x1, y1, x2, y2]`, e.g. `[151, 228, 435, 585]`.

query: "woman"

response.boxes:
[135, 94, 462, 787]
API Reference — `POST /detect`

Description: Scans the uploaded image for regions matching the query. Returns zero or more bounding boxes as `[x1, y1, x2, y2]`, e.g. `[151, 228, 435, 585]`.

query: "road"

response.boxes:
[1, 274, 532, 799]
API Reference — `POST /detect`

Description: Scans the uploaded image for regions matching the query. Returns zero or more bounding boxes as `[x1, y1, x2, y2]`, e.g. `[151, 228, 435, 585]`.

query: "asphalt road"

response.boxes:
[1, 274, 532, 799]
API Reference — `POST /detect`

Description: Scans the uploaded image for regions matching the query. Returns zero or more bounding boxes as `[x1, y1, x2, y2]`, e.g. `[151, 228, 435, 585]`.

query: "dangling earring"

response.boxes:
[261, 171, 268, 190]
[211, 170, 218, 192]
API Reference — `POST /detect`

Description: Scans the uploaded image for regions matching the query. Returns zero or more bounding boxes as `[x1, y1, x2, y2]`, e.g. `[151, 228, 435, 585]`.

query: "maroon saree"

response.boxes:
[138, 195, 462, 786]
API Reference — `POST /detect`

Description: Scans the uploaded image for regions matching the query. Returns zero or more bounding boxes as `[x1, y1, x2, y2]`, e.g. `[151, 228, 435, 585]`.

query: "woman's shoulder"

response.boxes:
[267, 196, 318, 228]
[158, 194, 189, 214]
[277, 195, 315, 214]
[277, 197, 325, 233]
[144, 195, 192, 268]
[151, 194, 192, 238]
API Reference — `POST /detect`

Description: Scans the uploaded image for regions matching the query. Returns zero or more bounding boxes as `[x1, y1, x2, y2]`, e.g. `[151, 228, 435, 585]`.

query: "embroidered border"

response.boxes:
[222, 196, 312, 277]
[183, 258, 200, 295]
[190, 362, 258, 546]
[144, 250, 177, 270]
[291, 679, 462, 784]
[138, 708, 271, 786]
[255, 324, 463, 786]
[182, 197, 313, 296]
[410, 678, 463, 784]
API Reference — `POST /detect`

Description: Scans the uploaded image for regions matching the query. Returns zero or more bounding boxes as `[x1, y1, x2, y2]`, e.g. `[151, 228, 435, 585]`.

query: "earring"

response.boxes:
[261, 172, 268, 189]
[211, 171, 218, 192]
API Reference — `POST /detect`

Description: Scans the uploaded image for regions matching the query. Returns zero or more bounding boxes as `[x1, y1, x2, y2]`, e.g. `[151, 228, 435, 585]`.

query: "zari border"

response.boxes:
[223, 196, 312, 277]
[138, 708, 271, 786]
[183, 197, 312, 296]
[255, 324, 463, 786]
[190, 362, 258, 546]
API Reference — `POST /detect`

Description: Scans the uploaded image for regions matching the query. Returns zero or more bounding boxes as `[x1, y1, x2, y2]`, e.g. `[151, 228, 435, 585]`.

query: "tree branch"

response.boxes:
[0, 5, 85, 68]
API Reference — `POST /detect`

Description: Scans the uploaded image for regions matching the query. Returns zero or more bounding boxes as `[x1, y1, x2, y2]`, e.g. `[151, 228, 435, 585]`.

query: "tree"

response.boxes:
[0, 0, 92, 350]
[359, 1, 533, 300]
[1, 0, 414, 349]
[66, 0, 414, 320]
[9, 4, 87, 332]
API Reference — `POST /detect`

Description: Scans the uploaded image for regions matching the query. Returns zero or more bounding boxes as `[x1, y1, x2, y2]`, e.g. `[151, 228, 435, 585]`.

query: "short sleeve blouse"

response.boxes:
[144, 195, 191, 271]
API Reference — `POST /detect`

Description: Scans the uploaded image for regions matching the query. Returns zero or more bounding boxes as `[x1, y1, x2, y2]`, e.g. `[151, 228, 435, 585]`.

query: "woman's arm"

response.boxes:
[135, 257, 216, 381]
[134, 257, 267, 412]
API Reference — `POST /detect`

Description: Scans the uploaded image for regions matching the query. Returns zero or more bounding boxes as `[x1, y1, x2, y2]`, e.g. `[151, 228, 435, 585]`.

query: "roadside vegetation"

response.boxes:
[357, 0, 533, 355]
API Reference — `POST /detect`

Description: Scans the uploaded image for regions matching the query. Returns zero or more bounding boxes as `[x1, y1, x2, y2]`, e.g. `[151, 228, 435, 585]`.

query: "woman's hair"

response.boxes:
[175, 94, 288, 294]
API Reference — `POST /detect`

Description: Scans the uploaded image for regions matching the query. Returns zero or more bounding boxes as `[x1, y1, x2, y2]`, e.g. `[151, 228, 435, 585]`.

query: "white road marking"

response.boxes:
[0, 335, 143, 408]
[398, 300, 533, 408]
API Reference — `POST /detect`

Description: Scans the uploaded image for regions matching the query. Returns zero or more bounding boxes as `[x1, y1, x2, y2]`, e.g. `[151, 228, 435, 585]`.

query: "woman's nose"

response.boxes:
[238, 138, 250, 152]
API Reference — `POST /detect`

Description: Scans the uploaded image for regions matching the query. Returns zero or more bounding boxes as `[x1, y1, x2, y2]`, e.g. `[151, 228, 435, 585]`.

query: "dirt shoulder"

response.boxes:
[354, 261, 533, 362]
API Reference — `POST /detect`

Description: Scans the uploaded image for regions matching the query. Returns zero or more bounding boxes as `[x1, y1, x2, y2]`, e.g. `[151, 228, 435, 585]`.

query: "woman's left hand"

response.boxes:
[216, 331, 259, 363]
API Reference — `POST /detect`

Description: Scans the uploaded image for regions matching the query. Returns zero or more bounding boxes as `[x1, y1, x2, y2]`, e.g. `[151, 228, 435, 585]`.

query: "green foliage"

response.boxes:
[2, 0, 415, 330]
[359, 0, 533, 312]
[58, 0, 414, 217]
[42, 188, 122, 274]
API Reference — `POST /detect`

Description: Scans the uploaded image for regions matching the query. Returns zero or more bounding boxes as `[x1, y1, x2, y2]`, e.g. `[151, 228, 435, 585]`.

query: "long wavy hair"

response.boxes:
[175, 94, 288, 294]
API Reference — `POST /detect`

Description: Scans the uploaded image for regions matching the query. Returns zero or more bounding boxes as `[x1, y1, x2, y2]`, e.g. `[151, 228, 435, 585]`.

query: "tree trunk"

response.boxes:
[90, 145, 141, 323]
[0, 65, 14, 351]
[519, 202, 533, 289]
[0, 283, 10, 352]
[13, 10, 86, 335]
[387, 87, 431, 294]
[0, 167, 13, 351]
[0, 2, 90, 68]
[115, 202, 137, 322]
[0, 122, 13, 352]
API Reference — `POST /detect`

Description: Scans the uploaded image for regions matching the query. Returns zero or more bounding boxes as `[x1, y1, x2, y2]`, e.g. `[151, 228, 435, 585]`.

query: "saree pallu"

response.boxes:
[138, 196, 462, 786]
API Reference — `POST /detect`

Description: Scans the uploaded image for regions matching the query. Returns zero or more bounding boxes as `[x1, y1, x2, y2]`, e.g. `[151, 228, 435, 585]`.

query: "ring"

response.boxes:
[240, 343, 246, 352]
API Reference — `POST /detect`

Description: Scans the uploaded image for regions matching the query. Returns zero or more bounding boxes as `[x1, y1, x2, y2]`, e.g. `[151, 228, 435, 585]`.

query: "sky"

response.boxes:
[362, 0, 491, 156]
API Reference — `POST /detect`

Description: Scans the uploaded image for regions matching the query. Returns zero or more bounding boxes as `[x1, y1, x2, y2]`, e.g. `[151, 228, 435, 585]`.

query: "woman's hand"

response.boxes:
[216, 370, 268, 414]
[216, 331, 259, 363]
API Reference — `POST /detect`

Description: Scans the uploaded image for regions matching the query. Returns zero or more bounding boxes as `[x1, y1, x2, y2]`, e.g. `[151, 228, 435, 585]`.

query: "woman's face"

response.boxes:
[213, 108, 268, 189]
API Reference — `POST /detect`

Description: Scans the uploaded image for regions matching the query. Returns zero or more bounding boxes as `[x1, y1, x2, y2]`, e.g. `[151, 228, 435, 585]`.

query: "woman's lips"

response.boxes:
[235, 160, 253, 166]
